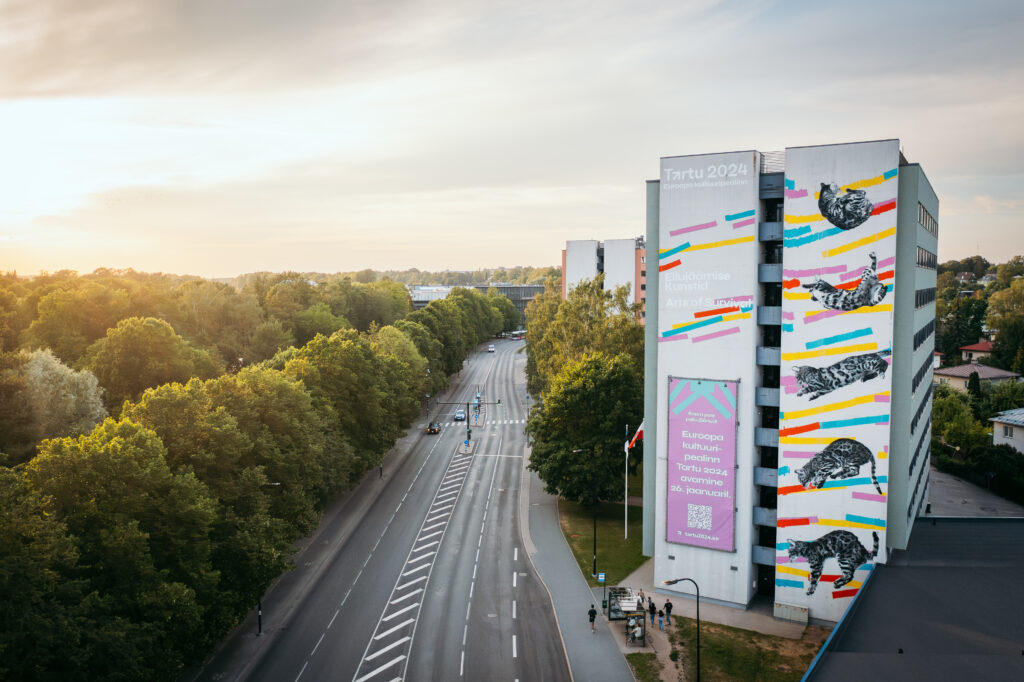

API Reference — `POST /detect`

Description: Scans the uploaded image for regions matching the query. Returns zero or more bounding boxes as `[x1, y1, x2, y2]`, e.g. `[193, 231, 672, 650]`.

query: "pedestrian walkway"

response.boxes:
[522, 456, 634, 681]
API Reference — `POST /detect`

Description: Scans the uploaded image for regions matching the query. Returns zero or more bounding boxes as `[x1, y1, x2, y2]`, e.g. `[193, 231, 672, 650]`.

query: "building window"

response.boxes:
[915, 287, 936, 308]
[917, 246, 937, 269]
[918, 202, 938, 236]
[964, 380, 969, 389]
[1005, 425, 1015, 438]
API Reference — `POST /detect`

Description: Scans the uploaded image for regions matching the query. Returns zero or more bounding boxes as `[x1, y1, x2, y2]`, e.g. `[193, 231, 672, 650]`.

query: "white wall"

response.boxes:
[603, 239, 636, 298]
[564, 240, 600, 294]
[993, 422, 1024, 454]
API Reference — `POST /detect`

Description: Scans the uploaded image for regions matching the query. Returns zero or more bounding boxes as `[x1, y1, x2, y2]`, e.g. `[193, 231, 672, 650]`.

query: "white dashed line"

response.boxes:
[311, 632, 325, 655]
[365, 636, 410, 661]
[512, 634, 517, 658]
[373, 619, 415, 640]
[382, 603, 419, 621]
[390, 588, 422, 605]
[328, 609, 339, 629]
[512, 600, 516, 619]
[294, 661, 308, 682]
[512, 571, 517, 588]
[353, 655, 406, 682]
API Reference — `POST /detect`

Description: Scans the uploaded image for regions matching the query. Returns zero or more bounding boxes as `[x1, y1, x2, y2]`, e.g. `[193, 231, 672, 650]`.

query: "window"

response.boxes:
[917, 246, 937, 269]
[915, 287, 936, 308]
[964, 380, 969, 389]
[918, 202, 938, 236]
[914, 319, 935, 351]
[1005, 425, 1015, 438]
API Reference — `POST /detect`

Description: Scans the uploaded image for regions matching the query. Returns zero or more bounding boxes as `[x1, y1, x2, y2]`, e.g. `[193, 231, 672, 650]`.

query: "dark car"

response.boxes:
[426, 422, 440, 434]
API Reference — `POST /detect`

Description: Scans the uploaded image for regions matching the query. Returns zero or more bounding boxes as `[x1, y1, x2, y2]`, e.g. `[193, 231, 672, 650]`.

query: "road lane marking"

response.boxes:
[382, 603, 418, 621]
[373, 619, 415, 640]
[418, 528, 445, 540]
[463, 625, 467, 645]
[460, 650, 464, 677]
[365, 636, 410, 661]
[401, 563, 430, 577]
[420, 521, 446, 532]
[512, 600, 516, 619]
[514, 547, 518, 561]
[295, 660, 308, 682]
[513, 634, 517, 658]
[512, 571, 517, 588]
[328, 609, 339, 629]
[411, 540, 439, 553]
[469, 581, 474, 599]
[353, 654, 406, 682]
[311, 632, 325, 655]
[395, 576, 427, 591]
[390, 588, 422, 605]
[406, 551, 436, 565]
[472, 564, 477, 579]
[428, 504, 453, 515]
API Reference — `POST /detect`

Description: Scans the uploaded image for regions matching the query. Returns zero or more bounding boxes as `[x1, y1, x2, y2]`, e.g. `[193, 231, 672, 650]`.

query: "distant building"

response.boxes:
[959, 338, 993, 363]
[990, 408, 1024, 453]
[933, 351, 943, 369]
[408, 284, 544, 320]
[562, 238, 647, 319]
[933, 362, 1019, 392]
[956, 272, 976, 283]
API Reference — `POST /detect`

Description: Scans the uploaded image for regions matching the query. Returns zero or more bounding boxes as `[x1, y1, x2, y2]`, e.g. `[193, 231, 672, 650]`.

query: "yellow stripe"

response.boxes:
[779, 436, 841, 445]
[818, 518, 885, 530]
[781, 392, 890, 421]
[721, 312, 752, 322]
[776, 565, 809, 577]
[877, 451, 887, 459]
[804, 303, 893, 318]
[784, 213, 826, 224]
[783, 291, 812, 300]
[813, 172, 895, 200]
[687, 235, 756, 252]
[822, 227, 896, 257]
[781, 342, 877, 361]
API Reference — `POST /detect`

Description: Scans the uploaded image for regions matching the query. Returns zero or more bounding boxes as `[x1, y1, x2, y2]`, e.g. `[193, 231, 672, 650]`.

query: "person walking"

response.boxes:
[648, 597, 656, 626]
[588, 604, 597, 632]
[658, 609, 664, 630]
[664, 598, 673, 626]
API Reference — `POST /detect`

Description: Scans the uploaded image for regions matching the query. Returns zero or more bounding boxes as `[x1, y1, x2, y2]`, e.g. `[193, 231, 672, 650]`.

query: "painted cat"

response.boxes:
[803, 252, 887, 311]
[793, 350, 891, 401]
[796, 438, 882, 495]
[818, 182, 874, 230]
[787, 530, 879, 595]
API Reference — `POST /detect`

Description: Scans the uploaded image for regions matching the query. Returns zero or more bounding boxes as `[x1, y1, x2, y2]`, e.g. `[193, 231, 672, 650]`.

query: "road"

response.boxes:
[195, 339, 569, 682]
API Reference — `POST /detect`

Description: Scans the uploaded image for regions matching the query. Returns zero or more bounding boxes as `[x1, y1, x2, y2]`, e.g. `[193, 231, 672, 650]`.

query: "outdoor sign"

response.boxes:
[665, 377, 738, 551]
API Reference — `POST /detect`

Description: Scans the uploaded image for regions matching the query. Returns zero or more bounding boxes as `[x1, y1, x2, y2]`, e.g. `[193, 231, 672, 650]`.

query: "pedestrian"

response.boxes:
[664, 598, 672, 626]
[638, 588, 645, 604]
[658, 609, 664, 630]
[648, 597, 656, 626]
[588, 604, 597, 632]
[379, 464, 383, 478]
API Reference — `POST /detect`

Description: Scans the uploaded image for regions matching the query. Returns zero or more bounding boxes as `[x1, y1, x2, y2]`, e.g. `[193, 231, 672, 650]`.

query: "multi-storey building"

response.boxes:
[641, 140, 938, 622]
[562, 238, 647, 317]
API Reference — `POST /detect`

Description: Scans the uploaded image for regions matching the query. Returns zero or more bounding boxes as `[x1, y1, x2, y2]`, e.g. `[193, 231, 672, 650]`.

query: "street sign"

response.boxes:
[598, 572, 606, 583]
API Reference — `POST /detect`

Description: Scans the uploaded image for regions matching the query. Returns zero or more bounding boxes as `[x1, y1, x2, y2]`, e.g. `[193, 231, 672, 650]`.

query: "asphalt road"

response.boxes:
[194, 339, 568, 682]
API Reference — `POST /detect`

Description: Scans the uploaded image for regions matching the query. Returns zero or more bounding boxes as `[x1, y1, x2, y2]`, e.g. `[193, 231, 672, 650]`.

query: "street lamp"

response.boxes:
[573, 448, 598, 578]
[662, 577, 701, 682]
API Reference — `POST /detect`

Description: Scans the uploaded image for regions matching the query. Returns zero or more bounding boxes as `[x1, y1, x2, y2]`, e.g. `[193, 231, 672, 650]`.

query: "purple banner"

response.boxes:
[666, 378, 737, 551]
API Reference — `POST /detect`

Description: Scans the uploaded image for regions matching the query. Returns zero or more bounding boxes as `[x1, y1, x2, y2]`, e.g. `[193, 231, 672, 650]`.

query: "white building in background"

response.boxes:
[990, 408, 1024, 454]
[562, 237, 647, 316]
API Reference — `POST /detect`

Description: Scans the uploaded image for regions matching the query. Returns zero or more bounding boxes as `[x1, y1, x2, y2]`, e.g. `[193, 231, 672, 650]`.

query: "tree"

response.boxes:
[0, 352, 36, 464]
[528, 352, 643, 505]
[78, 316, 222, 411]
[989, 315, 1024, 371]
[370, 325, 429, 425]
[486, 288, 522, 332]
[524, 276, 563, 397]
[20, 349, 107, 443]
[967, 370, 982, 399]
[292, 302, 350, 347]
[938, 297, 987, 359]
[932, 388, 990, 454]
[21, 281, 132, 364]
[987, 278, 1024, 331]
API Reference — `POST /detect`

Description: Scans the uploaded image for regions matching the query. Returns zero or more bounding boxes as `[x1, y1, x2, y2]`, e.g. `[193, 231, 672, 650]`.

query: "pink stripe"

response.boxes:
[784, 385, 800, 394]
[785, 189, 808, 198]
[839, 255, 897, 281]
[658, 334, 688, 343]
[670, 220, 717, 236]
[713, 295, 754, 305]
[804, 309, 842, 324]
[732, 218, 755, 228]
[783, 451, 816, 459]
[777, 556, 808, 564]
[851, 492, 887, 503]
[782, 311, 795, 320]
[783, 265, 846, 278]
[780, 376, 797, 386]
[874, 395, 890, 403]
[692, 326, 740, 343]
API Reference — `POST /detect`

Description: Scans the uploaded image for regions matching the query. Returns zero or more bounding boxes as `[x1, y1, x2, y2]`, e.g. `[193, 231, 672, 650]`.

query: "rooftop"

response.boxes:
[933, 363, 1019, 380]
[990, 407, 1024, 428]
[959, 339, 993, 352]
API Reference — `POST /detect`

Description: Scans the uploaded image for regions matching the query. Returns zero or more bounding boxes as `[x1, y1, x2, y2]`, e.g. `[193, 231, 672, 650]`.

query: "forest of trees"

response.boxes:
[228, 265, 559, 290]
[523, 274, 644, 509]
[0, 268, 517, 681]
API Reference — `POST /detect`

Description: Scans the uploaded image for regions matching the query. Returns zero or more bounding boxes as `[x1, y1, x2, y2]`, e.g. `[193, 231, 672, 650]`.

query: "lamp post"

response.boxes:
[662, 577, 701, 682]
[573, 448, 598, 577]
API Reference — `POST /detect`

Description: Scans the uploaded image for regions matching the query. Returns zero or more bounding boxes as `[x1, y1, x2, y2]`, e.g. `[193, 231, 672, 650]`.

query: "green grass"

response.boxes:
[624, 652, 662, 682]
[558, 498, 646, 587]
[627, 459, 644, 499]
[667, 616, 830, 682]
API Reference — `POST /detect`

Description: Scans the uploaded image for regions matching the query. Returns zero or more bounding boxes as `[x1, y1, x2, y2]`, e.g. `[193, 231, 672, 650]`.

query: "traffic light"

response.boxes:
[466, 427, 472, 440]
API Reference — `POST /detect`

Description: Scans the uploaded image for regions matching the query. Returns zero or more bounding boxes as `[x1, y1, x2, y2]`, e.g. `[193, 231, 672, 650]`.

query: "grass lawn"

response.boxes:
[667, 616, 830, 681]
[625, 652, 662, 682]
[558, 498, 646, 587]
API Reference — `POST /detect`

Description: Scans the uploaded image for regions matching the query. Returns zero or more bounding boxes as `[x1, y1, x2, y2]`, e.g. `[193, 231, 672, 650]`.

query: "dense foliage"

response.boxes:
[0, 267, 510, 681]
[524, 274, 644, 503]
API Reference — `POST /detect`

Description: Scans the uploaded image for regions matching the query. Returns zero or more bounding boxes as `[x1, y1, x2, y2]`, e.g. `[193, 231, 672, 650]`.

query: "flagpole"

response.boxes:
[624, 424, 629, 540]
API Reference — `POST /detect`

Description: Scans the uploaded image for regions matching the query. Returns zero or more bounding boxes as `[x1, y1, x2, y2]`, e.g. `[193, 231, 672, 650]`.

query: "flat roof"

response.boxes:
[807, 518, 1024, 680]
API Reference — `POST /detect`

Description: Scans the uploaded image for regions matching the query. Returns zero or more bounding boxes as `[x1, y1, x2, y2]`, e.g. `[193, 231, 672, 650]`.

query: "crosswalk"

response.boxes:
[439, 419, 525, 427]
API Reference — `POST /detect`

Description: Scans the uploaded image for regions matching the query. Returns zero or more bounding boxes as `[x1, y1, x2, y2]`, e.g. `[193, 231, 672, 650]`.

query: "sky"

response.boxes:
[2, 0, 1022, 279]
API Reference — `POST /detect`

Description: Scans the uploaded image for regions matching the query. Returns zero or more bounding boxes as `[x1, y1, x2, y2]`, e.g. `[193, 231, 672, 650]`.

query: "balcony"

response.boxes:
[753, 506, 778, 526]
[758, 263, 783, 283]
[756, 387, 780, 407]
[758, 221, 783, 241]
[754, 466, 778, 487]
[755, 427, 779, 448]
[757, 306, 782, 326]
[752, 544, 777, 566]
[756, 346, 781, 365]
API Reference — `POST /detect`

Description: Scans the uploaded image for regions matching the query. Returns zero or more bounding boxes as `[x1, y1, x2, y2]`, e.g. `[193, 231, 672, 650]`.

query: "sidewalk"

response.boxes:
[522, 454, 635, 681]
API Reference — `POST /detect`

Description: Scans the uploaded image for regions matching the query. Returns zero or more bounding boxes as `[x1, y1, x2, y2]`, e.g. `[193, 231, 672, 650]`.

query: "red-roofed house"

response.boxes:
[960, 338, 993, 363]
[933, 361, 1019, 392]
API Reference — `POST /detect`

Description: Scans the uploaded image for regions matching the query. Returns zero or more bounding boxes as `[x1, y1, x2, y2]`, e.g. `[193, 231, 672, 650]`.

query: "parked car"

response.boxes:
[487, 344, 495, 352]
[426, 422, 440, 434]
[454, 409, 466, 421]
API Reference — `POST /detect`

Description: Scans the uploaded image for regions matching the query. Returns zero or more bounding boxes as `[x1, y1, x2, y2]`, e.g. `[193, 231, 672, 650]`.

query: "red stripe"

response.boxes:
[694, 305, 739, 318]
[777, 485, 806, 496]
[870, 200, 896, 216]
[777, 517, 812, 528]
[782, 278, 802, 289]
[779, 422, 820, 437]
[659, 260, 680, 272]
[831, 588, 859, 599]
[835, 270, 894, 290]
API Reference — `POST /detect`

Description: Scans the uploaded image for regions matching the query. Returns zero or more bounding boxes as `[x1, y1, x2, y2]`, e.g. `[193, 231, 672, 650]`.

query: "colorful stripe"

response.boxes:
[804, 304, 893, 323]
[779, 423, 820, 437]
[784, 225, 812, 238]
[725, 209, 756, 221]
[831, 589, 859, 599]
[780, 436, 842, 445]
[805, 327, 873, 349]
[671, 315, 723, 332]
[694, 305, 740, 318]
[777, 516, 818, 528]
[776, 542, 790, 550]
[839, 256, 895, 281]
[870, 198, 896, 216]
[781, 392, 890, 421]
[693, 326, 740, 343]
[785, 188, 807, 199]
[733, 218, 755, 228]
[822, 226, 896, 258]
[778, 466, 790, 476]
[782, 323, 794, 332]
[657, 334, 688, 343]
[811, 168, 899, 199]
[783, 265, 846, 278]
[834, 272, 893, 291]
[784, 226, 845, 247]
[778, 476, 888, 496]
[818, 414, 890, 429]
[784, 178, 795, 190]
[775, 578, 804, 589]
[846, 513, 886, 526]
[687, 235, 756, 252]
[782, 311, 795, 320]
[819, 517, 885, 530]
[851, 492, 887, 503]
[670, 221, 717, 236]
[660, 242, 691, 258]
[781, 342, 877, 361]
[783, 291, 812, 301]
[782, 450, 816, 459]
[659, 259, 681, 272]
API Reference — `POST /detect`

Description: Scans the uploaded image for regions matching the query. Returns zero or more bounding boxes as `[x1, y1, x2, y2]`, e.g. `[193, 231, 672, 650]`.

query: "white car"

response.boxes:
[487, 344, 495, 353]
[454, 409, 466, 421]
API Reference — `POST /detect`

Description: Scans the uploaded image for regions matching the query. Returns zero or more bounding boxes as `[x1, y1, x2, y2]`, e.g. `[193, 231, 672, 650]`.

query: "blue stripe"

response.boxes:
[782, 323, 794, 332]
[820, 475, 887, 490]
[776, 542, 790, 550]
[784, 227, 844, 248]
[775, 578, 803, 589]
[805, 327, 873, 349]
[668, 380, 688, 403]
[659, 242, 691, 259]
[819, 414, 890, 429]
[671, 315, 724, 334]
[784, 178, 795, 190]
[725, 209, 755, 221]
[778, 466, 790, 476]
[883, 168, 898, 180]
[718, 382, 737, 410]
[846, 514, 886, 528]
[784, 225, 812, 238]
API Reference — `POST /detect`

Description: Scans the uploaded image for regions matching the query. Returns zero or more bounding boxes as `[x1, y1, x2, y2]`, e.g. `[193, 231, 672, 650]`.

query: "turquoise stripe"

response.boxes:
[668, 379, 688, 403]
[776, 578, 803, 589]
[659, 242, 691, 259]
[784, 178, 795, 190]
[805, 327, 873, 349]
[725, 209, 755, 221]
[672, 315, 724, 333]
[776, 542, 789, 550]
[782, 323, 794, 332]
[846, 514, 886, 528]
[719, 382, 736, 409]
[819, 414, 890, 429]
[784, 227, 844, 248]
[784, 225, 812, 238]
[883, 168, 898, 180]
[778, 466, 790, 476]
[820, 475, 887, 490]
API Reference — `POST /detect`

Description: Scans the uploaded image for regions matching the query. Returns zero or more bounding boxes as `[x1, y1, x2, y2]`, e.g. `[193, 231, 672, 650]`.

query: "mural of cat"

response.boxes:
[818, 183, 874, 230]
[802, 252, 887, 311]
[793, 350, 891, 401]
[795, 438, 882, 495]
[787, 530, 879, 595]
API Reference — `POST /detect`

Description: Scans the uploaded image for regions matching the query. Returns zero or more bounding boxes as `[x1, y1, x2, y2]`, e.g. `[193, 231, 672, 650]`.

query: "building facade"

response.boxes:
[562, 238, 647, 316]
[642, 140, 938, 623]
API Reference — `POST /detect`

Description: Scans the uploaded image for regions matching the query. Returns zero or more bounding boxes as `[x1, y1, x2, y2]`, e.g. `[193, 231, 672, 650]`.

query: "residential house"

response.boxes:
[933, 362, 1019, 392]
[990, 407, 1024, 454]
